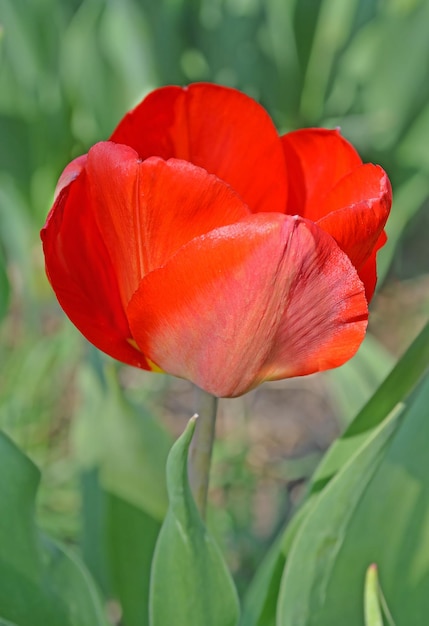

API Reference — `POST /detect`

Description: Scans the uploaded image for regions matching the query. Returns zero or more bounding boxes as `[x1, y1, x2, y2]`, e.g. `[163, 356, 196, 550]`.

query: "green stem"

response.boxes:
[188, 387, 218, 519]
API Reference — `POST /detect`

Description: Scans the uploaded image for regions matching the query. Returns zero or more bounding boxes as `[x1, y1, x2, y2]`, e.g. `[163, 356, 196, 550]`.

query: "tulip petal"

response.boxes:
[84, 142, 250, 305]
[41, 169, 149, 369]
[53, 154, 87, 201]
[353, 235, 386, 304]
[317, 164, 392, 301]
[110, 83, 288, 214]
[127, 214, 367, 398]
[281, 128, 362, 219]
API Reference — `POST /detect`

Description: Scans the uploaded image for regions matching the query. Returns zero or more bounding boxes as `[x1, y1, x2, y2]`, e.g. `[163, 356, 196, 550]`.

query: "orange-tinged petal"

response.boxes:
[110, 83, 288, 214]
[41, 172, 149, 369]
[85, 142, 250, 306]
[317, 164, 392, 301]
[127, 214, 367, 398]
[281, 128, 362, 219]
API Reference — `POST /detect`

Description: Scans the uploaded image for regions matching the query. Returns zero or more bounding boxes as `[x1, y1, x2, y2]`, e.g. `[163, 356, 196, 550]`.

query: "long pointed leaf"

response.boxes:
[277, 403, 403, 625]
[149, 417, 240, 626]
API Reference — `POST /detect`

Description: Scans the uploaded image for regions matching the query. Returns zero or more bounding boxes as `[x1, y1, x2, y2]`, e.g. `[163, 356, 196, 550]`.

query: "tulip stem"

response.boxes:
[188, 388, 218, 520]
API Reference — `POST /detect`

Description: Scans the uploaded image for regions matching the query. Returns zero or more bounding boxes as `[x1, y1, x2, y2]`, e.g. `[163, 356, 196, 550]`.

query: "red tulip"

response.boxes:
[41, 83, 391, 398]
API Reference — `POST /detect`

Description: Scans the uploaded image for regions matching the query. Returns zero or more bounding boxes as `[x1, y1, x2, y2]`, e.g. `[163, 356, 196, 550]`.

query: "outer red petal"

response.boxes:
[41, 162, 149, 369]
[349, 232, 387, 304]
[127, 214, 367, 398]
[317, 164, 392, 301]
[281, 128, 362, 219]
[53, 154, 87, 201]
[85, 142, 250, 306]
[110, 83, 288, 214]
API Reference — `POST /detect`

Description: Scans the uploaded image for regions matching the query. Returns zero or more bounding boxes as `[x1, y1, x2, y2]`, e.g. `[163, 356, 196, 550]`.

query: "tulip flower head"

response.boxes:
[41, 83, 392, 397]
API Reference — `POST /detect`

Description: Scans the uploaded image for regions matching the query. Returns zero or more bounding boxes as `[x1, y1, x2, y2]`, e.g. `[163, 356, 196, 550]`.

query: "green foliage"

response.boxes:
[1, 0, 429, 623]
[325, 333, 395, 428]
[312, 320, 429, 492]
[277, 401, 402, 625]
[106, 494, 161, 626]
[149, 417, 240, 626]
[81, 471, 161, 626]
[0, 247, 10, 321]
[364, 565, 386, 626]
[278, 373, 429, 625]
[0, 432, 109, 626]
[73, 366, 171, 623]
[73, 365, 172, 521]
[241, 319, 429, 625]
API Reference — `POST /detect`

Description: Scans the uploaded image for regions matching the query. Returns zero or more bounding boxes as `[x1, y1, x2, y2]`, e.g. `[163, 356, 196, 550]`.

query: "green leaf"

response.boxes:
[310, 319, 429, 494]
[240, 535, 283, 626]
[299, 0, 360, 121]
[242, 322, 429, 626]
[73, 365, 172, 521]
[81, 469, 111, 596]
[81, 469, 161, 626]
[241, 502, 313, 626]
[364, 564, 383, 626]
[0, 247, 10, 321]
[376, 173, 429, 284]
[0, 432, 109, 626]
[245, 320, 429, 626]
[363, 1, 429, 147]
[364, 564, 396, 626]
[149, 417, 240, 626]
[278, 372, 429, 625]
[277, 400, 403, 625]
[397, 102, 429, 173]
[325, 332, 395, 428]
[106, 493, 161, 626]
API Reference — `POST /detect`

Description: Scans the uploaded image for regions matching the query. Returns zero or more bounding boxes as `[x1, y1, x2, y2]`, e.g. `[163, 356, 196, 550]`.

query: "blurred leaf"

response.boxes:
[240, 535, 283, 626]
[245, 321, 429, 625]
[0, 325, 79, 445]
[0, 247, 10, 321]
[262, 0, 301, 126]
[73, 365, 172, 521]
[0, 177, 34, 292]
[81, 469, 111, 595]
[397, 102, 429, 173]
[149, 417, 240, 626]
[299, 0, 359, 121]
[0, 116, 33, 190]
[311, 319, 429, 494]
[60, 0, 153, 143]
[82, 470, 161, 626]
[325, 332, 395, 427]
[99, 0, 155, 100]
[0, 432, 109, 626]
[329, 0, 429, 150]
[377, 173, 429, 283]
[277, 399, 403, 625]
[363, 1, 429, 149]
[278, 371, 429, 625]
[293, 0, 323, 77]
[107, 492, 160, 626]
[81, 470, 161, 626]
[241, 502, 312, 626]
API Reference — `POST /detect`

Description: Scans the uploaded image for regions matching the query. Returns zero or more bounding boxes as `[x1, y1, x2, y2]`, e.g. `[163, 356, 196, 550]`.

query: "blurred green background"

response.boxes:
[1, 0, 429, 611]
